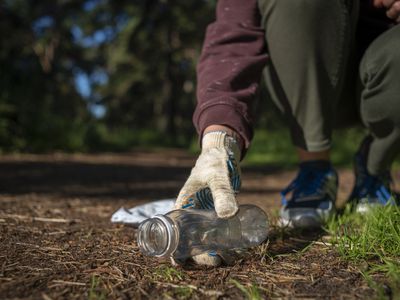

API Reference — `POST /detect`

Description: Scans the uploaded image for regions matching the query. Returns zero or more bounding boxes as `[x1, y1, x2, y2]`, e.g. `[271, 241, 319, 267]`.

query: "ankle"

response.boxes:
[299, 160, 333, 171]
[297, 148, 330, 163]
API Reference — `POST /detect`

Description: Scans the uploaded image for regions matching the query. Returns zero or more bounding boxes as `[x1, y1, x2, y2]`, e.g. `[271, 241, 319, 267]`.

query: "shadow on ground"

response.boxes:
[267, 227, 326, 257]
[0, 151, 286, 200]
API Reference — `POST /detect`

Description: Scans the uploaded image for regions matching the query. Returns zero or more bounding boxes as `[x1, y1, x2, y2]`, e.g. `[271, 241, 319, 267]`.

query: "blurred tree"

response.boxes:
[0, 0, 93, 151]
[0, 0, 221, 152]
[98, 0, 216, 144]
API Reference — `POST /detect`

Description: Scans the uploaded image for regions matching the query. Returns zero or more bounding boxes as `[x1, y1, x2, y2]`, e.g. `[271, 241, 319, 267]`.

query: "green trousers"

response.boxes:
[258, 0, 400, 174]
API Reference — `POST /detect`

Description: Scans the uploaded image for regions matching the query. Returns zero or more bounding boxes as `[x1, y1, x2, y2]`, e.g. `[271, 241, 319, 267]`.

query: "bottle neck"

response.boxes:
[137, 214, 178, 257]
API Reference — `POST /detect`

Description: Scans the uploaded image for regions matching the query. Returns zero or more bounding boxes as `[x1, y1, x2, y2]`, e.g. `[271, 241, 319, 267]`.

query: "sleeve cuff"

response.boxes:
[193, 102, 253, 157]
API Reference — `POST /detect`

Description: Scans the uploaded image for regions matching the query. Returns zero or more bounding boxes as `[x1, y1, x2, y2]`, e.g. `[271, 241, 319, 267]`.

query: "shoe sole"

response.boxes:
[279, 206, 335, 229]
[355, 201, 397, 214]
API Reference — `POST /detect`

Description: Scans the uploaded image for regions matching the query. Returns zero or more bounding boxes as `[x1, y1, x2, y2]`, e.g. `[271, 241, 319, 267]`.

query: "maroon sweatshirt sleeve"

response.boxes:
[193, 0, 268, 149]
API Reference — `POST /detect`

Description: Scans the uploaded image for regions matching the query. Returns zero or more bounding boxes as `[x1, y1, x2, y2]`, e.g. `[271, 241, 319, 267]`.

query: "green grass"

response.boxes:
[88, 276, 106, 300]
[243, 127, 366, 167]
[230, 279, 264, 300]
[326, 205, 400, 297]
[152, 265, 185, 282]
[172, 286, 194, 299]
[243, 129, 297, 167]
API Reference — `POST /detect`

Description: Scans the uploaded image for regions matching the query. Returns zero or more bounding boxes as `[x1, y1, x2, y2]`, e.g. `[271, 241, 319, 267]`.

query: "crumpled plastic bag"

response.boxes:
[111, 199, 175, 226]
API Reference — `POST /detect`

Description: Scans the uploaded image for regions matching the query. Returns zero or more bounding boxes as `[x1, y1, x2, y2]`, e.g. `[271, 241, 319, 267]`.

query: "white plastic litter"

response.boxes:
[111, 199, 175, 226]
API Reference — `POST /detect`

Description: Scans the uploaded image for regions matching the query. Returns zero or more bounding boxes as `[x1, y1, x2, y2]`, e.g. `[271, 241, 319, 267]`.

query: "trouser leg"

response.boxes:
[359, 25, 400, 175]
[257, 0, 359, 151]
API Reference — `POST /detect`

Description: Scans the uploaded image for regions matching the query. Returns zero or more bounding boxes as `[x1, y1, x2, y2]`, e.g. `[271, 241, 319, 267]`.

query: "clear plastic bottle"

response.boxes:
[137, 204, 269, 259]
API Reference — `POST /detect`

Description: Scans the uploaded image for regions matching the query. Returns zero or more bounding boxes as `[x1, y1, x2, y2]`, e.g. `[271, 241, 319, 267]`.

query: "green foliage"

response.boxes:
[0, 0, 92, 152]
[95, 0, 215, 143]
[243, 127, 367, 167]
[327, 205, 400, 297]
[1, 1, 388, 157]
[244, 129, 297, 167]
[331, 127, 366, 166]
[84, 122, 177, 151]
[0, 0, 214, 152]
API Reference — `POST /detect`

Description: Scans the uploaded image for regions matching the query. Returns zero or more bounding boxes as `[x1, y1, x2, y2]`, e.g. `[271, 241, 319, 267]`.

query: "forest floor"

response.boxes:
[0, 151, 398, 299]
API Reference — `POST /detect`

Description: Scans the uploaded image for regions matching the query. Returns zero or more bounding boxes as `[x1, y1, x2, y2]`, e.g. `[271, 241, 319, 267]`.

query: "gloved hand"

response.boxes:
[173, 130, 242, 266]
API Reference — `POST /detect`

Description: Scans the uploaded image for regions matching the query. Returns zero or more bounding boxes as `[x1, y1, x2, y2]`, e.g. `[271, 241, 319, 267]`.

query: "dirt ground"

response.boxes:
[1, 151, 397, 299]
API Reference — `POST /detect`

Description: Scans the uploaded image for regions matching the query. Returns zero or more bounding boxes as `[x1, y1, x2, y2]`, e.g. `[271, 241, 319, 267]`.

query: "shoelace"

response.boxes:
[281, 167, 330, 206]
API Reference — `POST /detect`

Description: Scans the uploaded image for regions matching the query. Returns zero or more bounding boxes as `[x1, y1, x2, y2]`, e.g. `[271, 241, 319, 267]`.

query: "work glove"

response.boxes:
[173, 131, 242, 266]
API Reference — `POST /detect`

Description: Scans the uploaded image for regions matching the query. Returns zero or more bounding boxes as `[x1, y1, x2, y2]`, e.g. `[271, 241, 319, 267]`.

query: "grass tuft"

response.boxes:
[254, 241, 271, 265]
[153, 265, 185, 282]
[88, 276, 106, 300]
[173, 286, 194, 299]
[230, 279, 263, 300]
[326, 204, 400, 297]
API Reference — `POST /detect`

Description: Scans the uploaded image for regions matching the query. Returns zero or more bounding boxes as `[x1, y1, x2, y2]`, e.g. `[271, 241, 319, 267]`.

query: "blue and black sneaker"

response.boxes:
[280, 161, 338, 228]
[348, 136, 397, 212]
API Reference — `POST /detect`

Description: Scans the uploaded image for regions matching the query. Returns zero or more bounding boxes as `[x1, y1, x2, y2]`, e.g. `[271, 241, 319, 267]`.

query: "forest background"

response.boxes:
[0, 0, 366, 166]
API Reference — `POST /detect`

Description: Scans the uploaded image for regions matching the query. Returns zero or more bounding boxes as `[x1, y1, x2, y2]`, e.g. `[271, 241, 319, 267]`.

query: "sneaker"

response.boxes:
[348, 136, 397, 213]
[280, 161, 338, 228]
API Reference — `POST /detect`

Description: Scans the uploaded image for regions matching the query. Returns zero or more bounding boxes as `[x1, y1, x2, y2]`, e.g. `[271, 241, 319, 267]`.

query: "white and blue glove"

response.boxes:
[173, 131, 241, 266]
